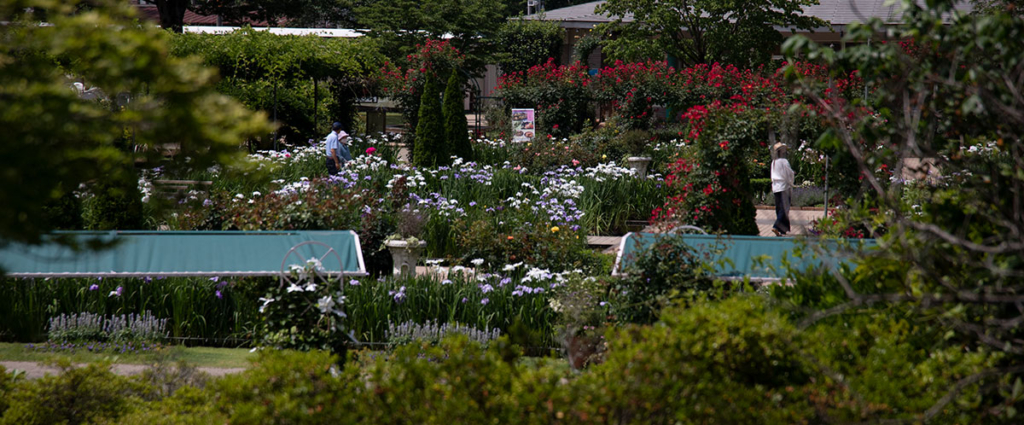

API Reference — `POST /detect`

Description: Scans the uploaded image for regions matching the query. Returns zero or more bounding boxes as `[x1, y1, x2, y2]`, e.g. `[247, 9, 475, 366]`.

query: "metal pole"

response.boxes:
[273, 82, 278, 151]
[314, 78, 319, 136]
[823, 156, 830, 214]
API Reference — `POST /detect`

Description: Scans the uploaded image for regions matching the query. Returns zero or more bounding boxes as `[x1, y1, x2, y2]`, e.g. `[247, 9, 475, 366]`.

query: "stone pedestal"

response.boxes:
[626, 156, 653, 179]
[385, 239, 427, 278]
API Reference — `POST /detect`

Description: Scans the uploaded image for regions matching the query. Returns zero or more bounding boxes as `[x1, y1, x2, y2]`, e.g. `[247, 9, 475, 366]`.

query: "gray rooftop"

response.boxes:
[525, 0, 972, 27]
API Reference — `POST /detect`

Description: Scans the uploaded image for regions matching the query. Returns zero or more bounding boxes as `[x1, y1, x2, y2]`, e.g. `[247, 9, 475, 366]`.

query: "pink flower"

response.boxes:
[571, 159, 580, 166]
[366, 147, 377, 155]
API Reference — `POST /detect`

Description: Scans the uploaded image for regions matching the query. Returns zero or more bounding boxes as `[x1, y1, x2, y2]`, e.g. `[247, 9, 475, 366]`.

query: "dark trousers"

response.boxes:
[773, 190, 791, 234]
[326, 158, 339, 175]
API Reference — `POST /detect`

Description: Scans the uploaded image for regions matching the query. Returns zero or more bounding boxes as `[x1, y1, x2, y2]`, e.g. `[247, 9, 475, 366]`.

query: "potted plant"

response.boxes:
[383, 205, 427, 277]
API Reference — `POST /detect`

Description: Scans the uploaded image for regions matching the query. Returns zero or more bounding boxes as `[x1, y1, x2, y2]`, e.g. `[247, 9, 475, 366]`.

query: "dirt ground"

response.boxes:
[1, 361, 245, 380]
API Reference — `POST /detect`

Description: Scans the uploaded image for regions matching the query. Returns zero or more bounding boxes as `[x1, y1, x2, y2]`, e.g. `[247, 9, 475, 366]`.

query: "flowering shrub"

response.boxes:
[654, 103, 762, 234]
[257, 259, 350, 352]
[496, 59, 593, 138]
[378, 39, 466, 127]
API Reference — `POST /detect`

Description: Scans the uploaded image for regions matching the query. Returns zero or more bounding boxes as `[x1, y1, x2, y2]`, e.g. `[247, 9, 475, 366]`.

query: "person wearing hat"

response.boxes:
[771, 142, 795, 236]
[324, 122, 351, 174]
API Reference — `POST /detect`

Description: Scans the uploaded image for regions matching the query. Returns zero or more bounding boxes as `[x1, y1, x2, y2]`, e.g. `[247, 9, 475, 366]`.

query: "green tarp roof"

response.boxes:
[612, 233, 875, 281]
[1, 231, 366, 278]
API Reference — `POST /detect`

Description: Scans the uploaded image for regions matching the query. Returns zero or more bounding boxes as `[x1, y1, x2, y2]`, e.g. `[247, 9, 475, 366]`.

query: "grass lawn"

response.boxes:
[0, 342, 254, 369]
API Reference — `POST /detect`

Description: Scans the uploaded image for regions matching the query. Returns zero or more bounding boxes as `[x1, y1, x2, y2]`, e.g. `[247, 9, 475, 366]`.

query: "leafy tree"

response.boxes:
[779, 0, 1024, 419]
[154, 0, 190, 33]
[0, 0, 271, 249]
[355, 0, 505, 74]
[190, 0, 357, 28]
[443, 70, 473, 162]
[595, 0, 825, 67]
[169, 29, 383, 142]
[493, 18, 564, 74]
[413, 76, 446, 167]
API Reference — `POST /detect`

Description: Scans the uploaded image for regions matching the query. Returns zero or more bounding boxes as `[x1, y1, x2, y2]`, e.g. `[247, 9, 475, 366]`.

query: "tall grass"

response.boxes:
[342, 273, 557, 347]
[0, 277, 259, 344]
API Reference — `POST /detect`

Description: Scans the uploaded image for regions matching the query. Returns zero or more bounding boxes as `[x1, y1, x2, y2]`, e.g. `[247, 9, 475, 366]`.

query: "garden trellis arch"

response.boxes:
[169, 28, 384, 148]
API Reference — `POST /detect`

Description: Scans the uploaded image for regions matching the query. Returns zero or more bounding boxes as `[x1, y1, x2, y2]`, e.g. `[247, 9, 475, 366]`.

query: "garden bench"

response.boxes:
[0, 230, 367, 278]
[611, 232, 874, 283]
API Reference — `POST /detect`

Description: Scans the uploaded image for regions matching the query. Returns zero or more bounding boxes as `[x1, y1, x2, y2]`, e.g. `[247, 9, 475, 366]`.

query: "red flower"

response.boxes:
[719, 140, 729, 150]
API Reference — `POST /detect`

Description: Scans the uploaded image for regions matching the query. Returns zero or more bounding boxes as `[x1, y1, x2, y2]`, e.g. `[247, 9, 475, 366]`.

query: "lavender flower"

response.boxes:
[89, 284, 99, 291]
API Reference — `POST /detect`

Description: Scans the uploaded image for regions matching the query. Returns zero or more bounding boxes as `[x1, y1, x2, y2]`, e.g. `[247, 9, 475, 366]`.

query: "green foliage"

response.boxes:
[0, 365, 18, 417]
[40, 184, 83, 231]
[496, 60, 594, 138]
[206, 349, 345, 423]
[443, 71, 473, 162]
[596, 0, 825, 67]
[0, 0, 271, 248]
[572, 32, 602, 64]
[776, 1, 1024, 417]
[191, 0, 355, 28]
[658, 105, 762, 234]
[83, 174, 146, 230]
[494, 18, 565, 74]
[0, 276, 259, 343]
[257, 262, 349, 353]
[356, 0, 505, 74]
[0, 360, 148, 425]
[169, 28, 383, 140]
[580, 297, 818, 423]
[612, 234, 718, 324]
[413, 76, 448, 167]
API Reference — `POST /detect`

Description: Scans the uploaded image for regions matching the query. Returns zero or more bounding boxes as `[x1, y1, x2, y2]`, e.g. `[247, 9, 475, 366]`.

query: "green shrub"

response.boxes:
[84, 174, 145, 230]
[0, 360, 148, 425]
[494, 19, 564, 75]
[413, 76, 447, 167]
[444, 71, 473, 162]
[579, 297, 818, 423]
[0, 365, 20, 417]
[40, 184, 83, 230]
[208, 349, 346, 424]
[611, 233, 718, 324]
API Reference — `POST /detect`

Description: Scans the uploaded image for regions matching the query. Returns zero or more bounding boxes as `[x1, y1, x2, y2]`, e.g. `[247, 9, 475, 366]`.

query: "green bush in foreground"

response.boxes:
[0, 361, 147, 425]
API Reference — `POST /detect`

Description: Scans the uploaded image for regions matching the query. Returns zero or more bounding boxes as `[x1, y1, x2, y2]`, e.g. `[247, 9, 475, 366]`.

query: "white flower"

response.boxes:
[317, 296, 335, 314]
[502, 262, 524, 272]
[286, 283, 304, 293]
[258, 297, 275, 313]
[470, 258, 485, 266]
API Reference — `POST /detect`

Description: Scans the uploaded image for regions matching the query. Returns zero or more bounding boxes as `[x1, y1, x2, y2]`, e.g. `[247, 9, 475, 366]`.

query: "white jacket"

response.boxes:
[771, 158, 795, 193]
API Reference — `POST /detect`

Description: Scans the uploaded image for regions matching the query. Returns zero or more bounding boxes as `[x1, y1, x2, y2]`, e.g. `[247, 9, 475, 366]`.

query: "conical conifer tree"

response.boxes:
[413, 75, 446, 167]
[443, 70, 472, 162]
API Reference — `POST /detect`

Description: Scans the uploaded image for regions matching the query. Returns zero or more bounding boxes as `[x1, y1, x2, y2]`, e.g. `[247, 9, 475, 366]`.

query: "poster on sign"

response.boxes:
[510, 108, 535, 143]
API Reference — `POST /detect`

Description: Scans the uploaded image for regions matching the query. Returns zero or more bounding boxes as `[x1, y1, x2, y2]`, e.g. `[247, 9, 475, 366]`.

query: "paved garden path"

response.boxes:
[0, 361, 245, 380]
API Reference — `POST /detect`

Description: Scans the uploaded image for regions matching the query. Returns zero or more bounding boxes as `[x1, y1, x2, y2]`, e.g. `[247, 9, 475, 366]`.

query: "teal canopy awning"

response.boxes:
[612, 233, 875, 281]
[1, 231, 366, 278]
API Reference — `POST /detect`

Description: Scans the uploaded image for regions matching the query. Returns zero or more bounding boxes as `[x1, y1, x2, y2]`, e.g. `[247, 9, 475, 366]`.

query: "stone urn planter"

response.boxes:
[626, 156, 653, 179]
[385, 239, 427, 278]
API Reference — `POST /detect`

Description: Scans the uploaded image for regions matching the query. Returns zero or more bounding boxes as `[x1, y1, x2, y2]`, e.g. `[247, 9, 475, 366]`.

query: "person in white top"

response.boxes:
[771, 142, 795, 236]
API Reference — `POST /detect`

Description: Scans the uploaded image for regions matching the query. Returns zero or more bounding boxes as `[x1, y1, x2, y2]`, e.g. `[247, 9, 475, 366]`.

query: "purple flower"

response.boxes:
[461, 297, 468, 303]
[349, 279, 360, 286]
[109, 286, 123, 297]
[215, 290, 223, 299]
[89, 284, 99, 291]
[481, 298, 490, 305]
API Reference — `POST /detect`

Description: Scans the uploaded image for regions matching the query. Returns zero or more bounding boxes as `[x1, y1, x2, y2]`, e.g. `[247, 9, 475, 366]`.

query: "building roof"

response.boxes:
[525, 0, 972, 28]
